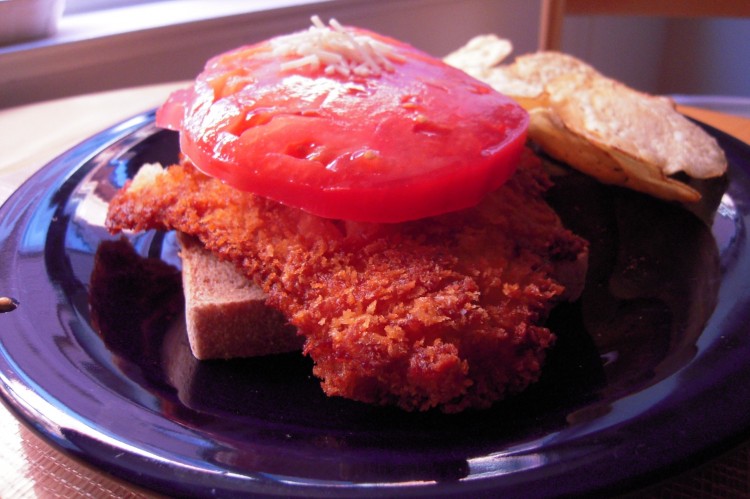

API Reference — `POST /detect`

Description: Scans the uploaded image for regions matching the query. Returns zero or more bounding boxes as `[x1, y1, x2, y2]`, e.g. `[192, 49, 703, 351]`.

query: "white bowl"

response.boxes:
[0, 0, 66, 45]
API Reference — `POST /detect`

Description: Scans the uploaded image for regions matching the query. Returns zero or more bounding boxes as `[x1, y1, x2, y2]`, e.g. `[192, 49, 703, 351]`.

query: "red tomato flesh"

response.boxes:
[156, 28, 528, 223]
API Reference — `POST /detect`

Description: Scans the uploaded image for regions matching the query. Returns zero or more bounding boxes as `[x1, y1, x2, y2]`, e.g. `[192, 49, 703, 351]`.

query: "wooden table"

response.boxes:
[0, 84, 749, 498]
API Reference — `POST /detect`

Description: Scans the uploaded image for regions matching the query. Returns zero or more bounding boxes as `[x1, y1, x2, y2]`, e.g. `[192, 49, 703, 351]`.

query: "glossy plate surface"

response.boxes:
[1, 112, 749, 498]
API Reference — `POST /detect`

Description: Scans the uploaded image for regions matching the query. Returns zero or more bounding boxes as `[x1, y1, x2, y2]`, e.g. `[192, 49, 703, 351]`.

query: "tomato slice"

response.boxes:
[156, 26, 528, 223]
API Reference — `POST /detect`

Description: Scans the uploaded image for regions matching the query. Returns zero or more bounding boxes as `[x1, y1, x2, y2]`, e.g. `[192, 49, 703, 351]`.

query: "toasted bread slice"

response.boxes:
[124, 163, 302, 360]
[178, 233, 302, 360]
[445, 35, 728, 203]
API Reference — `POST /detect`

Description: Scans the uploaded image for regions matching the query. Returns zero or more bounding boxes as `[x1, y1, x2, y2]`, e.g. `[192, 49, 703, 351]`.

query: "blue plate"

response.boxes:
[1, 111, 749, 498]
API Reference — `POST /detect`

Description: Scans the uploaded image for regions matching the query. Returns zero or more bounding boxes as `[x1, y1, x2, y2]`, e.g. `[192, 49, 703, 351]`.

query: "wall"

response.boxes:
[560, 14, 750, 97]
[659, 17, 750, 97]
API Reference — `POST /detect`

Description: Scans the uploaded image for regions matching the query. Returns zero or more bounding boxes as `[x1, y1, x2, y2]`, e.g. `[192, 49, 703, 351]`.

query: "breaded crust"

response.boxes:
[106, 151, 587, 412]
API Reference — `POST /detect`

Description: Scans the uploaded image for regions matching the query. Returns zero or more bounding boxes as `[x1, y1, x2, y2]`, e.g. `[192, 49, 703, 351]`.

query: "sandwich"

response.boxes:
[104, 17, 726, 412]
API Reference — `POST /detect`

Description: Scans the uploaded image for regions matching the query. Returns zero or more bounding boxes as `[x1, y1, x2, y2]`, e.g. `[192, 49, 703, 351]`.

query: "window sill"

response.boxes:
[0, 0, 350, 107]
[2, 0, 333, 54]
[0, 0, 539, 109]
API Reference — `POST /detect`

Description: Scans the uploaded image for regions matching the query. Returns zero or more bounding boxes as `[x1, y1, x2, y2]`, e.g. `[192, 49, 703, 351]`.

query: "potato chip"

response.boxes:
[529, 108, 702, 202]
[445, 36, 728, 203]
[442, 34, 512, 78]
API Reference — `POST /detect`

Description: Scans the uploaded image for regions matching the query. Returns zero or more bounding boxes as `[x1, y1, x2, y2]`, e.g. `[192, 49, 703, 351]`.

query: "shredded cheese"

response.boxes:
[272, 15, 404, 77]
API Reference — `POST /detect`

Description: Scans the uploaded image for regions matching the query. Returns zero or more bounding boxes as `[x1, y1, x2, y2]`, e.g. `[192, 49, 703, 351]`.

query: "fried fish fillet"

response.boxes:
[106, 151, 587, 412]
